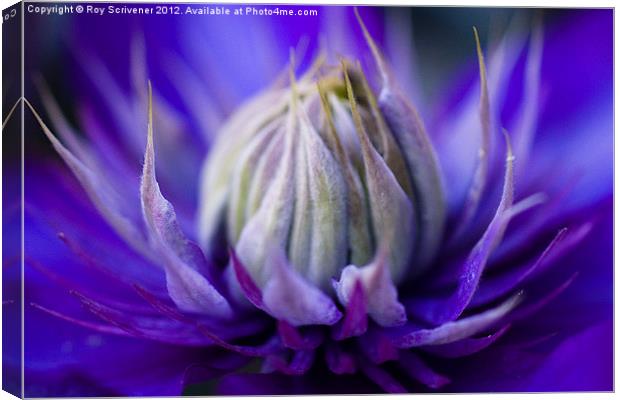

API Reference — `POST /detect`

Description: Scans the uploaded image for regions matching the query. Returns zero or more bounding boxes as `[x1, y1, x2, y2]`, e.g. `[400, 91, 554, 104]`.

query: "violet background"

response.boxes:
[1, 4, 612, 396]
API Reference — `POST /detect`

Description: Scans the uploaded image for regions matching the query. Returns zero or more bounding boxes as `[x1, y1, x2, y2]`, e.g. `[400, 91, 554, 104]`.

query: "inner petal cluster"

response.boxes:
[198, 61, 433, 293]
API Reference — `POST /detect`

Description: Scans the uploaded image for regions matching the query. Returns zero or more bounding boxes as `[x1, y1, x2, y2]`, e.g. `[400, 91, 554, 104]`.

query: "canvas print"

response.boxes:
[1, 2, 613, 397]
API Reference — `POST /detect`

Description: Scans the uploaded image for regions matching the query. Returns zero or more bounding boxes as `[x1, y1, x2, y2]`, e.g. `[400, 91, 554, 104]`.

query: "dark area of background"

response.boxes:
[14, 5, 579, 167]
[2, 3, 23, 397]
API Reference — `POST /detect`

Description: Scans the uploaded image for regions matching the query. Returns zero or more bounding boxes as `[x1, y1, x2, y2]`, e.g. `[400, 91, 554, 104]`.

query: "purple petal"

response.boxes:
[265, 350, 315, 376]
[133, 284, 280, 358]
[505, 272, 578, 324]
[432, 18, 526, 214]
[357, 328, 399, 364]
[261, 247, 342, 326]
[471, 223, 591, 307]
[409, 133, 514, 324]
[35, 77, 94, 169]
[24, 99, 151, 259]
[68, 291, 222, 347]
[277, 321, 323, 351]
[56, 231, 166, 297]
[26, 256, 158, 317]
[140, 85, 231, 318]
[229, 248, 265, 310]
[30, 302, 133, 338]
[38, 78, 143, 214]
[24, 297, 219, 396]
[421, 325, 510, 358]
[391, 293, 521, 348]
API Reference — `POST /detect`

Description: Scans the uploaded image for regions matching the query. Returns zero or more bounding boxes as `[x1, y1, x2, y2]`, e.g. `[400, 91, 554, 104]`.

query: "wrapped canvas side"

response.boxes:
[2, 2, 23, 398]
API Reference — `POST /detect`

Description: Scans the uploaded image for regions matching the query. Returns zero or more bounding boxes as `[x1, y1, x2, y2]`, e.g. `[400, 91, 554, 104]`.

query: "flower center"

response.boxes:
[198, 60, 421, 291]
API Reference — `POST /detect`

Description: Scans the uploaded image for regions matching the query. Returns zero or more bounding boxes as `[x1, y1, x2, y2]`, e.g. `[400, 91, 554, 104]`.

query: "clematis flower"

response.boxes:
[3, 6, 612, 396]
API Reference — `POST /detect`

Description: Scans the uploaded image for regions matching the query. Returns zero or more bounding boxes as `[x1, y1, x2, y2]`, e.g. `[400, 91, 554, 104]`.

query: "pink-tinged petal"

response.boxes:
[55, 231, 166, 298]
[229, 248, 265, 310]
[265, 350, 315, 376]
[391, 293, 522, 348]
[133, 284, 280, 358]
[399, 351, 450, 389]
[140, 84, 231, 318]
[325, 344, 357, 375]
[332, 279, 368, 340]
[33, 300, 212, 348]
[24, 99, 151, 260]
[26, 256, 158, 317]
[281, 350, 315, 375]
[277, 321, 323, 351]
[261, 248, 342, 327]
[354, 10, 444, 271]
[131, 284, 267, 339]
[421, 325, 511, 358]
[68, 291, 222, 347]
[410, 133, 514, 325]
[334, 249, 406, 328]
[141, 127, 211, 277]
[30, 302, 134, 338]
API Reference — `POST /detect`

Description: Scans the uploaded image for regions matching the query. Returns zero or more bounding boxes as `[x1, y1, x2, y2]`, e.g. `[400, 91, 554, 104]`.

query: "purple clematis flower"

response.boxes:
[3, 5, 612, 396]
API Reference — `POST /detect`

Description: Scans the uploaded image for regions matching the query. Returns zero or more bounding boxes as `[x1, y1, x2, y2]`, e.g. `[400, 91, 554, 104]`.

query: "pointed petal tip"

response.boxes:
[262, 247, 342, 327]
[140, 93, 232, 319]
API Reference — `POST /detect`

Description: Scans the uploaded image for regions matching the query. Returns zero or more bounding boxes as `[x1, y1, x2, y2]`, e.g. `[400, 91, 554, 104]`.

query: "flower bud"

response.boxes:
[198, 59, 441, 292]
